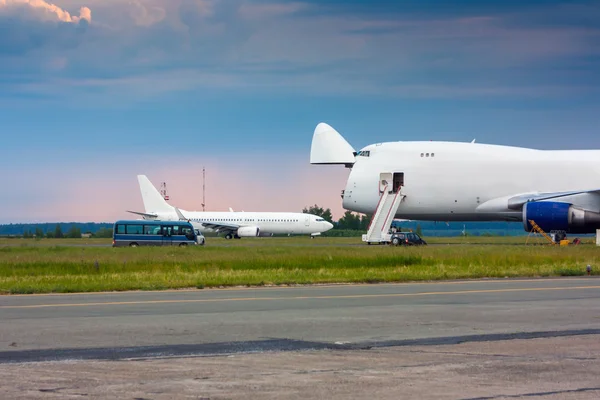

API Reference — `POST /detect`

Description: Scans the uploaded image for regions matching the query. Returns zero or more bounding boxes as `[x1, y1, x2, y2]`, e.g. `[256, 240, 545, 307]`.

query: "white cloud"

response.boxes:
[129, 0, 165, 26]
[0, 0, 91, 23]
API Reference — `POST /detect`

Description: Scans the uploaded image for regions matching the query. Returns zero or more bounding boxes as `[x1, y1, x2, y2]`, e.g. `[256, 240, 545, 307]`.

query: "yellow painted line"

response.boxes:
[3, 277, 598, 298]
[1, 285, 599, 309]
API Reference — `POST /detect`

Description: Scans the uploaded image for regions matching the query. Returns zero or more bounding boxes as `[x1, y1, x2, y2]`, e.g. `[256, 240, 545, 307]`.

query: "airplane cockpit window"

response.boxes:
[357, 150, 370, 157]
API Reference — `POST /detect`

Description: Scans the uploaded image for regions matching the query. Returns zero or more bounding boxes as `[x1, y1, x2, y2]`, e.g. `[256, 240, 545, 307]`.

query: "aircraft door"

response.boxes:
[393, 173, 404, 193]
[304, 215, 310, 227]
[379, 172, 393, 194]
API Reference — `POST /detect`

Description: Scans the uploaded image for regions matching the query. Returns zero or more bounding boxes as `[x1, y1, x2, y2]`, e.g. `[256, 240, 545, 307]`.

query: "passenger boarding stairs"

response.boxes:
[526, 220, 557, 246]
[362, 184, 405, 244]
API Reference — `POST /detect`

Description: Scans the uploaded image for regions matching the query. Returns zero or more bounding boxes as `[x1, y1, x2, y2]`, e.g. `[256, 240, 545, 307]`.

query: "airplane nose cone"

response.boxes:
[325, 221, 334, 231]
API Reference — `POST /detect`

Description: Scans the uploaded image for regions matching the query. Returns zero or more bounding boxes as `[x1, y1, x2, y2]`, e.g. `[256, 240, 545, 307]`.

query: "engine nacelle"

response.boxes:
[523, 202, 600, 233]
[237, 226, 260, 237]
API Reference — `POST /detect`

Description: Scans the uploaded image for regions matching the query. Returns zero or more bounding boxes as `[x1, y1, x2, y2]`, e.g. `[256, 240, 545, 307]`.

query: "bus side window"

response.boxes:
[126, 225, 143, 235]
[116, 225, 126, 234]
[144, 225, 158, 235]
[172, 226, 180, 235]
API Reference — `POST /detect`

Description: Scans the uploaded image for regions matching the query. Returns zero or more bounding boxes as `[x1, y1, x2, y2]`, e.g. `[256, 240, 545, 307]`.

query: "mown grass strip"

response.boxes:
[0, 238, 598, 294]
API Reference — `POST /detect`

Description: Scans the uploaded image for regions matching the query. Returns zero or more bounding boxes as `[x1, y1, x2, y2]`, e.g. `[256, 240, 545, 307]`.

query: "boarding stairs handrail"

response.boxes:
[366, 184, 390, 232]
[364, 185, 404, 243]
[379, 189, 403, 237]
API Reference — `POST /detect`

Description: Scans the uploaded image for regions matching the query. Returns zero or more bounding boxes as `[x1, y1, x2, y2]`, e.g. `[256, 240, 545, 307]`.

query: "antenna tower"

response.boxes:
[160, 182, 169, 201]
[201, 167, 206, 211]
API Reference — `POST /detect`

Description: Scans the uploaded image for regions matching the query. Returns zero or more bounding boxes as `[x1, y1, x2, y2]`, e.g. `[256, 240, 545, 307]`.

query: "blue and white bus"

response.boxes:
[112, 220, 205, 247]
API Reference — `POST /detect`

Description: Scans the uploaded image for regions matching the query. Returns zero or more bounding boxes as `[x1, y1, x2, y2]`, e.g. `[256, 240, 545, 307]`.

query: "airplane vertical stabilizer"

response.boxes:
[137, 175, 174, 214]
[310, 123, 356, 165]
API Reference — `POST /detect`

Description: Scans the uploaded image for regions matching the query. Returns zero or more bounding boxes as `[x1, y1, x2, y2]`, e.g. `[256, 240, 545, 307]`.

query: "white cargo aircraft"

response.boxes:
[310, 122, 600, 234]
[127, 175, 333, 239]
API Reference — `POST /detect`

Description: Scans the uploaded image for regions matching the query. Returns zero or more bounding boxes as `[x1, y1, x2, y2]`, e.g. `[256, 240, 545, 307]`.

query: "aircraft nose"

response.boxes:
[325, 221, 334, 231]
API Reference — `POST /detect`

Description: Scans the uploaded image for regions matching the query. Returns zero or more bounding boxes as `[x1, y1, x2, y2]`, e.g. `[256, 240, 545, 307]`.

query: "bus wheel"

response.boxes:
[179, 243, 187, 247]
[129, 243, 138, 248]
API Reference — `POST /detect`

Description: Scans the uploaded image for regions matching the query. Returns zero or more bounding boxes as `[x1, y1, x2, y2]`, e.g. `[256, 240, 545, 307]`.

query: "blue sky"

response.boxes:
[1, 0, 599, 222]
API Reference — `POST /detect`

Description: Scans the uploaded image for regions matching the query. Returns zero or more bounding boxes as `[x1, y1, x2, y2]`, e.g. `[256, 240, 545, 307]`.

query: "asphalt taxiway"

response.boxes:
[1, 277, 599, 362]
[1, 278, 600, 399]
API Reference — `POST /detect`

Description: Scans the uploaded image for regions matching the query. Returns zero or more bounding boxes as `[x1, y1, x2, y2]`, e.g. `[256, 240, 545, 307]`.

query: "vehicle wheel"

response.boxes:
[200, 239, 205, 246]
[179, 243, 187, 247]
[391, 237, 400, 246]
[225, 233, 233, 240]
[129, 243, 138, 248]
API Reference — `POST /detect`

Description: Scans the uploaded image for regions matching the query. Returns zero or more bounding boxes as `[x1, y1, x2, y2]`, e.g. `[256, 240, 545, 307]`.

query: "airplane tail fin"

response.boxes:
[310, 122, 356, 165]
[137, 175, 174, 214]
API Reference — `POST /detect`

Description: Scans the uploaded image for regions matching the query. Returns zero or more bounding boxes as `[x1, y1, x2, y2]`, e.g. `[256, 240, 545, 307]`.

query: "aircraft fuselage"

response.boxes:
[343, 141, 600, 222]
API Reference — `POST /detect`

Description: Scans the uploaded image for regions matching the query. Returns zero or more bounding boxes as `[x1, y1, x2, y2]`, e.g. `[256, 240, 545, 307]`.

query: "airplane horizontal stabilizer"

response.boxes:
[127, 210, 158, 219]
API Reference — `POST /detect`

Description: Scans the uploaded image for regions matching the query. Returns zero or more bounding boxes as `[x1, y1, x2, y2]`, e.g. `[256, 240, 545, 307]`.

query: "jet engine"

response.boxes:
[523, 202, 600, 233]
[236, 226, 260, 237]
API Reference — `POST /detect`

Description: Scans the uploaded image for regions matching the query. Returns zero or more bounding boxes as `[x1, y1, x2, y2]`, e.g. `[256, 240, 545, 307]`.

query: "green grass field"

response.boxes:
[0, 236, 598, 294]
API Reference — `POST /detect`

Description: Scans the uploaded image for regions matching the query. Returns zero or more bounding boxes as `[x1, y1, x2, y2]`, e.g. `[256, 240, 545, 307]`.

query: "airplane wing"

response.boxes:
[175, 207, 240, 234]
[200, 221, 239, 234]
[127, 210, 158, 219]
[477, 188, 600, 213]
[506, 189, 600, 210]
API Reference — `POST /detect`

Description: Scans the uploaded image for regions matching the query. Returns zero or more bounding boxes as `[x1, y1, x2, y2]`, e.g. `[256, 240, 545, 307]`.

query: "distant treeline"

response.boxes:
[302, 204, 528, 237]
[0, 223, 113, 238]
[321, 224, 527, 238]
[1, 210, 529, 239]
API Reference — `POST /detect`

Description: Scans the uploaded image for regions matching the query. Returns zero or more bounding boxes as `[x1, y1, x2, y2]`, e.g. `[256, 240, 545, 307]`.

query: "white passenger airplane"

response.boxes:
[127, 175, 333, 239]
[310, 122, 600, 234]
